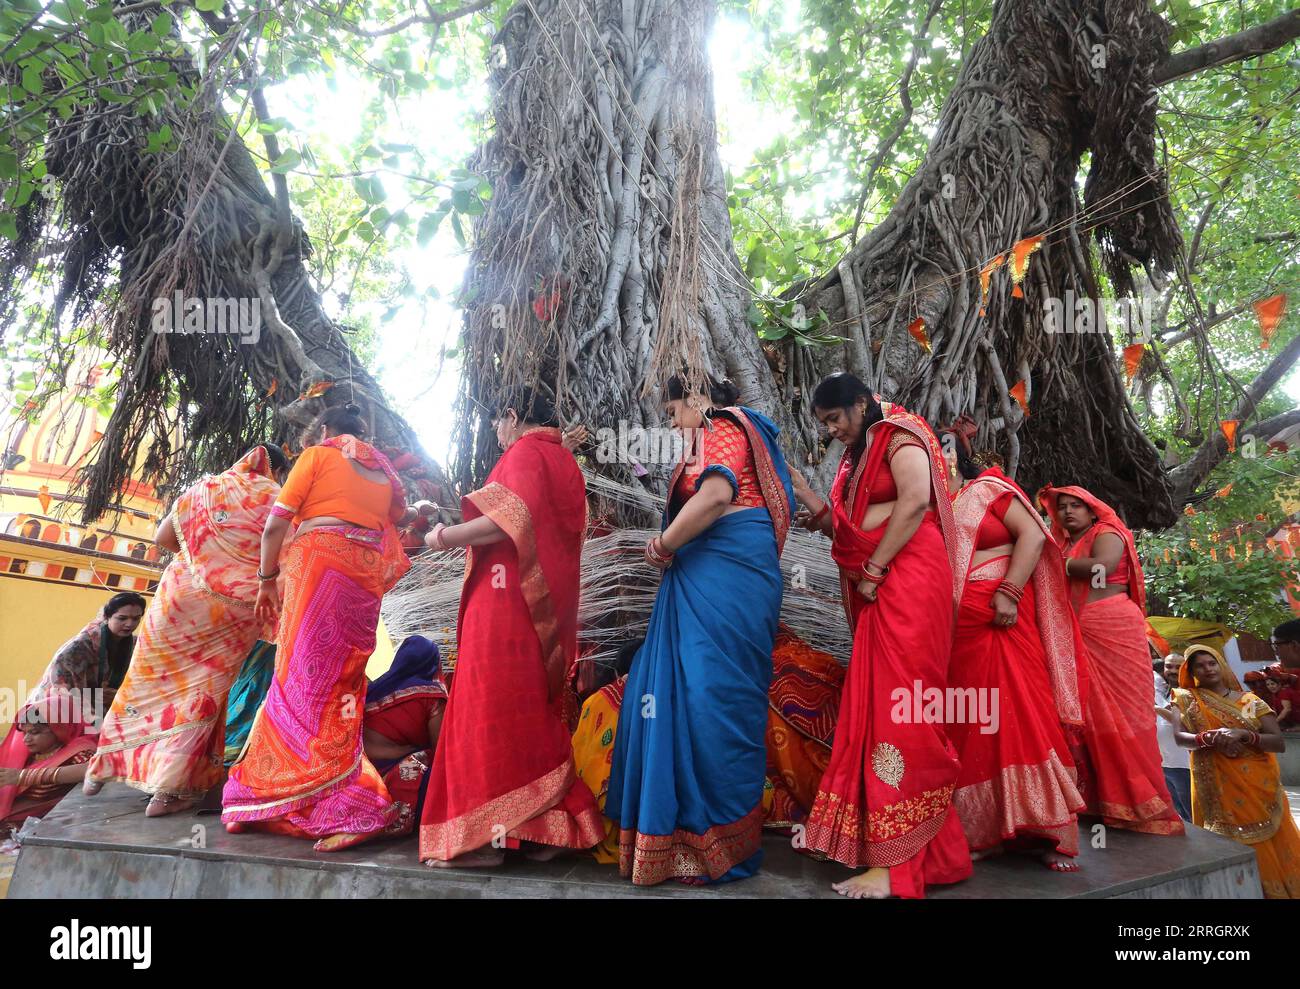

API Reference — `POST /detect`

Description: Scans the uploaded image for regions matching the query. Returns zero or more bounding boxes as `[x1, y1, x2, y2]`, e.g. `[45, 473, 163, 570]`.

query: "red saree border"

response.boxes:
[618, 803, 765, 886]
[508, 803, 606, 850]
[364, 683, 446, 716]
[952, 474, 1085, 725]
[465, 480, 566, 698]
[953, 751, 1083, 856]
[805, 784, 955, 868]
[418, 756, 576, 861]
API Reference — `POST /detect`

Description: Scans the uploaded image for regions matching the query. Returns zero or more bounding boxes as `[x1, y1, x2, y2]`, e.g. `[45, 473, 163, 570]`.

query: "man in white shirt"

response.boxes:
[1154, 653, 1191, 821]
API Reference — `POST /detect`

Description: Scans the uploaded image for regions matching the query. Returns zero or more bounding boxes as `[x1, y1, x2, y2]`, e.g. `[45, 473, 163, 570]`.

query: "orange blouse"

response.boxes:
[672, 415, 765, 511]
[273, 445, 401, 530]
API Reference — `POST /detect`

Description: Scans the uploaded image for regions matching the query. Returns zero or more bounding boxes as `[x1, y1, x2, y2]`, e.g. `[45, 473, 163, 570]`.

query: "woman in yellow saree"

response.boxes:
[1173, 644, 1300, 899]
[84, 446, 289, 816]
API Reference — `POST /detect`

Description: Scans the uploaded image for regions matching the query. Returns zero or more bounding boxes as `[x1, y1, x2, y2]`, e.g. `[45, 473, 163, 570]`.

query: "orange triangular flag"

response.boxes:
[907, 317, 931, 354]
[1220, 419, 1239, 453]
[1010, 235, 1045, 283]
[1009, 379, 1030, 417]
[298, 381, 335, 401]
[1254, 294, 1287, 349]
[1210, 547, 1218, 561]
[979, 255, 1005, 302]
[1214, 482, 1233, 498]
[266, 378, 278, 398]
[1010, 284, 1023, 299]
[1184, 505, 1197, 517]
[37, 484, 51, 514]
[1122, 343, 1145, 383]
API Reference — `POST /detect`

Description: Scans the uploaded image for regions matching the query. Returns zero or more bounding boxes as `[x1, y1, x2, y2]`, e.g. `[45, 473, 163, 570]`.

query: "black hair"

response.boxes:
[614, 637, 643, 678]
[937, 431, 981, 481]
[1273, 618, 1300, 644]
[811, 372, 872, 413]
[102, 591, 146, 619]
[665, 373, 741, 408]
[317, 403, 366, 439]
[496, 386, 558, 427]
[1152, 656, 1166, 674]
[254, 444, 289, 474]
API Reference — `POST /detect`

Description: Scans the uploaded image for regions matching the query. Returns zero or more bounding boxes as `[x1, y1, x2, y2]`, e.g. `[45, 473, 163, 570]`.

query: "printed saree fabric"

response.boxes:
[223, 438, 411, 839]
[949, 471, 1085, 856]
[34, 617, 134, 703]
[1039, 486, 1182, 835]
[89, 448, 280, 796]
[606, 406, 794, 885]
[765, 626, 844, 827]
[804, 406, 972, 898]
[571, 676, 627, 864]
[1175, 649, 1300, 899]
[420, 428, 603, 861]
[0, 688, 98, 827]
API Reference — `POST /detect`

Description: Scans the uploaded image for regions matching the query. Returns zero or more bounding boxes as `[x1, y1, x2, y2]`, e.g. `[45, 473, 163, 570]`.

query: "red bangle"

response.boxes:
[996, 579, 1023, 602]
[860, 568, 886, 585]
[811, 503, 829, 523]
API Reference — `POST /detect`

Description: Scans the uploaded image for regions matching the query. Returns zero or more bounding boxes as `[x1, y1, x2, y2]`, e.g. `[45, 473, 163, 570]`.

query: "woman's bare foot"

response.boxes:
[313, 831, 379, 853]
[970, 843, 1005, 862]
[1041, 850, 1080, 872]
[145, 793, 197, 818]
[831, 867, 891, 899]
[82, 779, 103, 796]
[425, 847, 506, 869]
[224, 821, 248, 834]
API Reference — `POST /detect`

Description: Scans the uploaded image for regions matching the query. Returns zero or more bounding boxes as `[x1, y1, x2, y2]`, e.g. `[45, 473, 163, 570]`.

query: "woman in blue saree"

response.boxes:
[606, 373, 793, 885]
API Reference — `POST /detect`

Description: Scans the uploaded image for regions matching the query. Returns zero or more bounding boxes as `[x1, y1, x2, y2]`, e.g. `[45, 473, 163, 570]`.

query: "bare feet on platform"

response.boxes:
[82, 779, 103, 796]
[1040, 851, 1080, 872]
[313, 831, 377, 853]
[425, 847, 506, 869]
[831, 867, 891, 899]
[145, 793, 197, 818]
[224, 821, 248, 834]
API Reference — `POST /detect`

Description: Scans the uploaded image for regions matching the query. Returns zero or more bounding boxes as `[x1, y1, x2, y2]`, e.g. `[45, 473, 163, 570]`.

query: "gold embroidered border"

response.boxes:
[804, 785, 954, 868]
[729, 408, 793, 555]
[617, 803, 765, 886]
[508, 804, 606, 850]
[953, 752, 1084, 855]
[466, 481, 566, 697]
[91, 714, 218, 756]
[419, 756, 575, 861]
[364, 683, 445, 715]
[1189, 750, 1284, 844]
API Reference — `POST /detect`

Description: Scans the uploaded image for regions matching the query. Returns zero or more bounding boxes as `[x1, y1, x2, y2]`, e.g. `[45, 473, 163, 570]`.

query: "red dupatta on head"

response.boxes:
[462, 427, 585, 700]
[0, 688, 97, 821]
[952, 469, 1088, 725]
[1037, 484, 1146, 614]
[829, 403, 960, 627]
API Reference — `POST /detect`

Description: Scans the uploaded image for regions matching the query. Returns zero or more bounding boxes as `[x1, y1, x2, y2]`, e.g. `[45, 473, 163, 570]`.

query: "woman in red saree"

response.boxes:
[0, 689, 98, 837]
[942, 429, 1086, 870]
[85, 446, 288, 816]
[792, 373, 971, 899]
[419, 387, 603, 867]
[222, 405, 413, 852]
[1038, 485, 1182, 835]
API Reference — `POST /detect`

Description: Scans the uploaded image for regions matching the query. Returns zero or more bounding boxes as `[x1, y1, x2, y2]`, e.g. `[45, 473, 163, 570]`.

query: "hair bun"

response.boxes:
[344, 403, 362, 416]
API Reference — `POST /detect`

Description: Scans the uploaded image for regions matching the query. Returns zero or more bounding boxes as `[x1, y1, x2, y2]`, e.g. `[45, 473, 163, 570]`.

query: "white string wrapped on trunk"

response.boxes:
[380, 472, 852, 668]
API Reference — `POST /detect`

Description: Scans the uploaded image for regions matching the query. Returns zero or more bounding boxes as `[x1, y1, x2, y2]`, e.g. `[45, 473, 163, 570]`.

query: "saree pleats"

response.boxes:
[221, 526, 405, 838]
[606, 508, 781, 885]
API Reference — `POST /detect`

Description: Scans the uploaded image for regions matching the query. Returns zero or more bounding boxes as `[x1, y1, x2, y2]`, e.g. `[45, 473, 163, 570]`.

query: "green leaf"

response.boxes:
[0, 212, 18, 241]
[270, 148, 301, 173]
[195, 0, 223, 11]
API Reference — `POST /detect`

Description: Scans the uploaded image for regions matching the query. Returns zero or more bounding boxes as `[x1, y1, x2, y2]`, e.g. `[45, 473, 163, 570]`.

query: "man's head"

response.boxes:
[1271, 619, 1300, 670]
[1162, 653, 1184, 687]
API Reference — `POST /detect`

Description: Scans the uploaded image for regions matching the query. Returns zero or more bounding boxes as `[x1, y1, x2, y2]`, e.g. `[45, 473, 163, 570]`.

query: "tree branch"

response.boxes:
[1154, 9, 1300, 86]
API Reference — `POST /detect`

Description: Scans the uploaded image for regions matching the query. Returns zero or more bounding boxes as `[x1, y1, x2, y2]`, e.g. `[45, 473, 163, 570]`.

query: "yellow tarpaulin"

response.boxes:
[1147, 616, 1234, 653]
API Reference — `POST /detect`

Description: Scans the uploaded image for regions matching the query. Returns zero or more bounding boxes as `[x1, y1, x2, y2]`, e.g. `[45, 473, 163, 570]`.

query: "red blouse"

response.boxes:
[861, 430, 927, 502]
[975, 492, 1015, 550]
[672, 415, 765, 511]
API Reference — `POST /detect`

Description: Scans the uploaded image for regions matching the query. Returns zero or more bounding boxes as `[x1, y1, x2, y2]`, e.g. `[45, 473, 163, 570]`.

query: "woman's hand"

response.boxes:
[644, 536, 673, 570]
[790, 469, 817, 508]
[855, 579, 878, 603]
[424, 523, 448, 551]
[254, 581, 280, 626]
[562, 425, 589, 453]
[990, 591, 1018, 628]
[0, 767, 20, 787]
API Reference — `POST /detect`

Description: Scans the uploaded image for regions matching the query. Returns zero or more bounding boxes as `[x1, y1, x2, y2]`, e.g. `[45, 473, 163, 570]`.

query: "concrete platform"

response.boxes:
[7, 785, 1263, 899]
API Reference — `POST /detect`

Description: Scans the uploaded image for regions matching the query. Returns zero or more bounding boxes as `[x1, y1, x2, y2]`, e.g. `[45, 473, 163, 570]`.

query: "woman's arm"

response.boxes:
[154, 513, 180, 553]
[362, 726, 419, 763]
[427, 514, 507, 550]
[254, 514, 293, 624]
[1250, 713, 1286, 754]
[988, 500, 1046, 625]
[1065, 531, 1124, 582]
[860, 444, 930, 571]
[660, 474, 733, 552]
[791, 469, 832, 535]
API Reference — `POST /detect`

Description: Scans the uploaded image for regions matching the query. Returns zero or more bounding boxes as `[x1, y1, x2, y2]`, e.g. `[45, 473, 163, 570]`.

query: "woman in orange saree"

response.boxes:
[84, 446, 287, 816]
[1173, 645, 1300, 898]
[793, 373, 971, 899]
[222, 406, 413, 852]
[419, 388, 603, 868]
[1038, 485, 1181, 835]
[943, 435, 1086, 870]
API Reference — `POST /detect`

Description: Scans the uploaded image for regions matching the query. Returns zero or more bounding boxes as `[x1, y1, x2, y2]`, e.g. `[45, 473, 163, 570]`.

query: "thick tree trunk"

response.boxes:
[794, 0, 1185, 528]
[453, 0, 786, 510]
